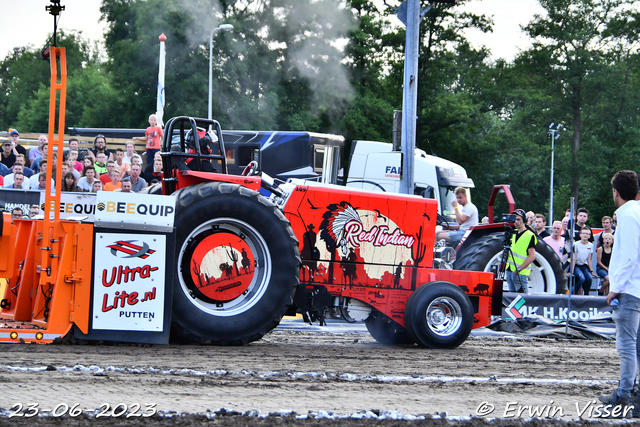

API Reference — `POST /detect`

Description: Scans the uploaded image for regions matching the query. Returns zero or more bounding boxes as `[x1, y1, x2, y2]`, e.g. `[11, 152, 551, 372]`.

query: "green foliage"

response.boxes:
[17, 63, 122, 131]
[0, 30, 95, 130]
[517, 0, 640, 210]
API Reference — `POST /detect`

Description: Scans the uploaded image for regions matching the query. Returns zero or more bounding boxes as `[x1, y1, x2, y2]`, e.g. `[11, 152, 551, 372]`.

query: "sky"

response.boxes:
[0, 0, 545, 62]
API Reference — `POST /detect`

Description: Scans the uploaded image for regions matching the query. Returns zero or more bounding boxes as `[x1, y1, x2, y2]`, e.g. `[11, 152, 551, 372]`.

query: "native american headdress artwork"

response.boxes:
[320, 201, 362, 256]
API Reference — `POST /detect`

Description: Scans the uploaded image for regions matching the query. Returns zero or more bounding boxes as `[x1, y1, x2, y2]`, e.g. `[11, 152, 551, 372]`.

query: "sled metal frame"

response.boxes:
[0, 47, 95, 344]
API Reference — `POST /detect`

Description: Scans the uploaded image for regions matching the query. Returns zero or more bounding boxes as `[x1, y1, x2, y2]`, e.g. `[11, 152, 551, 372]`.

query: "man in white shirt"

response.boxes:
[3, 163, 27, 188]
[600, 170, 640, 415]
[6, 172, 27, 190]
[436, 186, 478, 247]
[29, 160, 51, 189]
[77, 166, 97, 192]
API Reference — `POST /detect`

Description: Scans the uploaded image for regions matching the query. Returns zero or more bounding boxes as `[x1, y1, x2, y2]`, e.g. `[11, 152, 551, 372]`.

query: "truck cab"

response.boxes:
[346, 140, 475, 223]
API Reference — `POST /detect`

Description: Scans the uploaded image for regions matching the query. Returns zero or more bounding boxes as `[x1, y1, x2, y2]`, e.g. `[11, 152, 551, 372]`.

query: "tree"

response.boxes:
[521, 0, 640, 206]
[16, 62, 121, 131]
[100, 0, 357, 131]
[384, 1, 497, 211]
[0, 30, 94, 130]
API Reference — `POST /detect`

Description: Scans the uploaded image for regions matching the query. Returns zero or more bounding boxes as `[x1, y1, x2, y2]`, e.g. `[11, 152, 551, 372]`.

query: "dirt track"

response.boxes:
[0, 323, 624, 425]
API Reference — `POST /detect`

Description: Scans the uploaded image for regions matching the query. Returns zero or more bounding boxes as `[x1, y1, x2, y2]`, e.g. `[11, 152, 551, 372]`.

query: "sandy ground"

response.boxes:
[0, 321, 625, 425]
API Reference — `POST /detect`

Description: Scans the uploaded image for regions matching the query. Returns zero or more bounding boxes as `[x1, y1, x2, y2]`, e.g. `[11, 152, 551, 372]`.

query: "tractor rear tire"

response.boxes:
[454, 233, 567, 294]
[365, 309, 414, 345]
[404, 281, 474, 349]
[172, 182, 300, 345]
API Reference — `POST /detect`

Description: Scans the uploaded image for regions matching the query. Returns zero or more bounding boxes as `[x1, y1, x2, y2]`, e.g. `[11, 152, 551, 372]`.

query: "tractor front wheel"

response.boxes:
[404, 281, 474, 349]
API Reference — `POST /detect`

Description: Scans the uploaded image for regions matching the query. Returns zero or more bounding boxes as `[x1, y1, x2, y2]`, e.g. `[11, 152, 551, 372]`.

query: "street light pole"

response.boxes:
[208, 24, 234, 120]
[547, 123, 561, 223]
[399, 0, 420, 195]
[386, 0, 457, 195]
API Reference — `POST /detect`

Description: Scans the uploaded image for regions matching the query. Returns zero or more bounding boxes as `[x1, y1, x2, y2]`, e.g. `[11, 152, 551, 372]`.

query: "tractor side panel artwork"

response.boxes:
[284, 185, 495, 328]
[290, 187, 438, 291]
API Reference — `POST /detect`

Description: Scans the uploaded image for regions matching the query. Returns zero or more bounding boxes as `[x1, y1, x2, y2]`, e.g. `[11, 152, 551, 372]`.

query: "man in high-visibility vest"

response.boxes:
[506, 209, 537, 293]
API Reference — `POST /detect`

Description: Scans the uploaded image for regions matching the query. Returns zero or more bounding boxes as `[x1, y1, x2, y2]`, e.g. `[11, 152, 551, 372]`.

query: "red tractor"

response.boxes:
[137, 116, 503, 348]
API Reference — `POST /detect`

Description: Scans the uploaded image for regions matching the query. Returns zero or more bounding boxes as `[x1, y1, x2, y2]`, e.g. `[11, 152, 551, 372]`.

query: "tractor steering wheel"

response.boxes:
[242, 161, 259, 177]
[437, 213, 451, 230]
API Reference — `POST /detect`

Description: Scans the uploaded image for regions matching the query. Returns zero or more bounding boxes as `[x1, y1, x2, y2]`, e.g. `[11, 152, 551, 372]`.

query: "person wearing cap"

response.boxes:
[8, 129, 26, 155]
[435, 186, 478, 246]
[0, 139, 17, 169]
[8, 129, 27, 157]
[599, 170, 640, 414]
[505, 209, 537, 293]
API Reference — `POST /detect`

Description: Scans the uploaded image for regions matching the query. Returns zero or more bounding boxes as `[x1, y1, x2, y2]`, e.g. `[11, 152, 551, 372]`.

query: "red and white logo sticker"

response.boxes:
[107, 240, 156, 259]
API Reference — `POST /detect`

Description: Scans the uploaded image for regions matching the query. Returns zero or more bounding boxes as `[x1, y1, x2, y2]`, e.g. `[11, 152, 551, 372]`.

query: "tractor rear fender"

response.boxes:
[175, 170, 262, 193]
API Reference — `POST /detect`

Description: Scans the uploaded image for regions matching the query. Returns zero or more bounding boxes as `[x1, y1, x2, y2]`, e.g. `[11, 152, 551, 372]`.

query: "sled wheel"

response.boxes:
[404, 281, 474, 349]
[454, 232, 567, 294]
[172, 182, 300, 345]
[365, 309, 414, 345]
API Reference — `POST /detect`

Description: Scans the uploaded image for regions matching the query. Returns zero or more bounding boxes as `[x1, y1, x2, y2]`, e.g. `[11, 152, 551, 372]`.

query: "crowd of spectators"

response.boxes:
[0, 131, 162, 194]
[520, 207, 615, 296]
[438, 183, 617, 297]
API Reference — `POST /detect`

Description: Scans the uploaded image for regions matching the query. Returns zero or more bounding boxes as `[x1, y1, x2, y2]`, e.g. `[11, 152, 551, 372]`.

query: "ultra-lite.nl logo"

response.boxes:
[107, 240, 156, 259]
